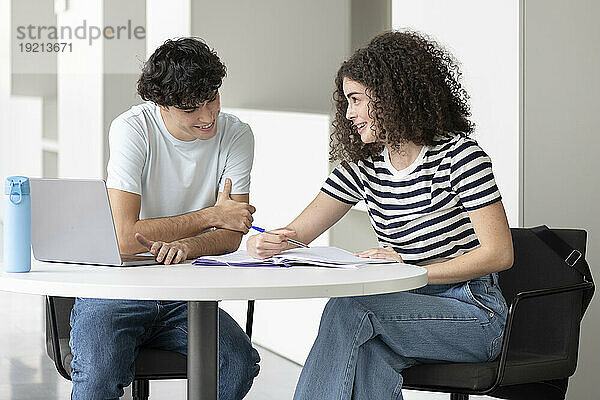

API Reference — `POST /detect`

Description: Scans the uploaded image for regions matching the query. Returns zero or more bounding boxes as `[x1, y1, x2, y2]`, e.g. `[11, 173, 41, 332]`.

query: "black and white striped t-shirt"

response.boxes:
[321, 135, 502, 265]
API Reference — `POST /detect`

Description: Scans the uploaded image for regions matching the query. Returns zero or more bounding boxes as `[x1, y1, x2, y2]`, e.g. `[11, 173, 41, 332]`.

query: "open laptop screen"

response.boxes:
[30, 178, 126, 266]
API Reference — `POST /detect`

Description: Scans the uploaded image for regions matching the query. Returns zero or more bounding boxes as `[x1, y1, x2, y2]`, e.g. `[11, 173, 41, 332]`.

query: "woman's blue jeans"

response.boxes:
[69, 299, 260, 400]
[294, 274, 507, 400]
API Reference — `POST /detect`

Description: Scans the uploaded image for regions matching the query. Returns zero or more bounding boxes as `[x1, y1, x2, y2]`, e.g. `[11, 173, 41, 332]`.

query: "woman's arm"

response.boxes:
[425, 201, 513, 284]
[247, 192, 353, 259]
[357, 201, 514, 284]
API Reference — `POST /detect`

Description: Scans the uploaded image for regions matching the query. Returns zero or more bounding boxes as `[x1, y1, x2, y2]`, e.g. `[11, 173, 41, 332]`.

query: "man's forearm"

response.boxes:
[123, 207, 218, 254]
[178, 228, 243, 259]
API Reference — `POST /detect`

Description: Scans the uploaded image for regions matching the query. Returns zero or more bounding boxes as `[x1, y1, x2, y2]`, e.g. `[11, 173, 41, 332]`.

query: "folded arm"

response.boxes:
[110, 178, 255, 255]
[136, 226, 243, 264]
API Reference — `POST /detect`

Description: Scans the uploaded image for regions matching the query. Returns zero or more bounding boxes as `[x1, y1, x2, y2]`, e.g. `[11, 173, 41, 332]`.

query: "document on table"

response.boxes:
[193, 246, 396, 269]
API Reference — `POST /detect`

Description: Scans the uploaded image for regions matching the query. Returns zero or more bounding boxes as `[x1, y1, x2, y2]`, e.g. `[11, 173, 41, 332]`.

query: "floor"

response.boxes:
[0, 290, 501, 400]
[0, 291, 302, 400]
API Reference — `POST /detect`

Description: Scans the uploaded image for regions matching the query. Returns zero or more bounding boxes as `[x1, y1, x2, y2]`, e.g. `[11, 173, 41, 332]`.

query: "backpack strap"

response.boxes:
[531, 225, 594, 313]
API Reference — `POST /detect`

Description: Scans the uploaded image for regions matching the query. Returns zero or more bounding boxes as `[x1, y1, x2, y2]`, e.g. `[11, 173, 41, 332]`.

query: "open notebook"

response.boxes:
[193, 246, 396, 269]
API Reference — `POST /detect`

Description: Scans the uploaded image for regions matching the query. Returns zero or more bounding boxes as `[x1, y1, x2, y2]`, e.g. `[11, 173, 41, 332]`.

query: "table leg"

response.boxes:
[188, 300, 219, 400]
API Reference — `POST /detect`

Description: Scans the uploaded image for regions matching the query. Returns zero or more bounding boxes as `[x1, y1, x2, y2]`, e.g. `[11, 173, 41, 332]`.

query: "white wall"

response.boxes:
[10, 0, 57, 98]
[56, 0, 104, 179]
[223, 108, 330, 244]
[0, 0, 8, 94]
[190, 0, 350, 114]
[392, 0, 520, 226]
[102, 0, 146, 177]
[220, 108, 330, 364]
[55, 0, 146, 179]
[0, 0, 44, 225]
[146, 0, 190, 57]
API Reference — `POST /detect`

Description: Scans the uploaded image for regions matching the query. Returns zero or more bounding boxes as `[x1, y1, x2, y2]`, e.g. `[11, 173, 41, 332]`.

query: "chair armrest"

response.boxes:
[510, 282, 594, 305]
[490, 281, 594, 390]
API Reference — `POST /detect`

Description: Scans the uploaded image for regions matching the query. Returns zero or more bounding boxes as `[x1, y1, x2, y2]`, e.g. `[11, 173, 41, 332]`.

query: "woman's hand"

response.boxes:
[135, 233, 189, 265]
[247, 229, 298, 259]
[355, 246, 404, 263]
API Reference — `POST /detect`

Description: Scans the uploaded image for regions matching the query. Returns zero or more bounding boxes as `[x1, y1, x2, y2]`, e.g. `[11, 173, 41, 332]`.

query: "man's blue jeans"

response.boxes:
[294, 274, 507, 400]
[69, 298, 260, 400]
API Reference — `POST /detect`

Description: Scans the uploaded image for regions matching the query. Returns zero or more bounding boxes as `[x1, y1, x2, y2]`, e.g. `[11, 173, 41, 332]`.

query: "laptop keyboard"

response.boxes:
[120, 254, 156, 262]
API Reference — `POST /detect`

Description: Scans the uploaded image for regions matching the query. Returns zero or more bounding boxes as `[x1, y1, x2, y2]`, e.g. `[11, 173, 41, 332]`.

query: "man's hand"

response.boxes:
[135, 233, 189, 265]
[213, 178, 256, 233]
[354, 246, 404, 263]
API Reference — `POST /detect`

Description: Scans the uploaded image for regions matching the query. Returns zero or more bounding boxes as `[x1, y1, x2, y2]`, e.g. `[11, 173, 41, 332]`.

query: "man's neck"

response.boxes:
[159, 107, 195, 141]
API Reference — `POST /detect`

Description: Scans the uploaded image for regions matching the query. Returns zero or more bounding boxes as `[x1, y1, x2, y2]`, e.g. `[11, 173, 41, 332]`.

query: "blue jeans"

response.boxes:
[69, 299, 260, 400]
[293, 274, 507, 400]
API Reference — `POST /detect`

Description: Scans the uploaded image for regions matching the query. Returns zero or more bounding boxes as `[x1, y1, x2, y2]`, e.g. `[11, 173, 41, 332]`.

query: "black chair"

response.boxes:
[402, 227, 595, 400]
[45, 297, 255, 400]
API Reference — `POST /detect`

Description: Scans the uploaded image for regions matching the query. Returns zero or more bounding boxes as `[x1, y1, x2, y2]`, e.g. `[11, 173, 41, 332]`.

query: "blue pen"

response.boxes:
[251, 226, 310, 248]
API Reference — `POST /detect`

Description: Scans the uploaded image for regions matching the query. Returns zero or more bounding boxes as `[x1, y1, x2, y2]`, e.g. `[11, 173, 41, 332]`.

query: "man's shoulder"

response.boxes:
[114, 102, 157, 127]
[218, 112, 252, 137]
[110, 103, 162, 145]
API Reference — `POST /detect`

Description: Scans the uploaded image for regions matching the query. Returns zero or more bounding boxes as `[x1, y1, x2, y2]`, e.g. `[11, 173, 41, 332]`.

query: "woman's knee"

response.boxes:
[321, 296, 369, 330]
[323, 296, 361, 316]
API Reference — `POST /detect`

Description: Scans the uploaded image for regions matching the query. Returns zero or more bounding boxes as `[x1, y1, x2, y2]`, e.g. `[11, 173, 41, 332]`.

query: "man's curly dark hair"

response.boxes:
[331, 30, 474, 163]
[137, 37, 226, 109]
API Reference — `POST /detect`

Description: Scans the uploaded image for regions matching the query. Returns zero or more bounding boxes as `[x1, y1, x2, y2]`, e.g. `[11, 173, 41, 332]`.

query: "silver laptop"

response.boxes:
[30, 178, 158, 266]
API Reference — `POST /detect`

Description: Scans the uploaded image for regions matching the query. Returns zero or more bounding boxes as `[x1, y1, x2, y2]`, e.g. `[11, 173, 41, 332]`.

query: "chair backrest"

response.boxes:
[45, 297, 75, 362]
[497, 228, 590, 381]
[45, 296, 75, 340]
[499, 228, 587, 304]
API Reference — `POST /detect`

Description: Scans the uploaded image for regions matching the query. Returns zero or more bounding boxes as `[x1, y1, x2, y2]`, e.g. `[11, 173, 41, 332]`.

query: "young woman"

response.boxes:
[247, 31, 513, 399]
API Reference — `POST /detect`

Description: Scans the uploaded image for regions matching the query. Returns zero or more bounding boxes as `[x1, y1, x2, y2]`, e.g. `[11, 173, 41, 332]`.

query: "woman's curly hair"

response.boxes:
[137, 37, 226, 109]
[331, 30, 474, 163]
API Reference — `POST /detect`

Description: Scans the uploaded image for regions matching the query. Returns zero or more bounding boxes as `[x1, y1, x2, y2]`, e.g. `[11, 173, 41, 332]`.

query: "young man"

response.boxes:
[69, 38, 260, 400]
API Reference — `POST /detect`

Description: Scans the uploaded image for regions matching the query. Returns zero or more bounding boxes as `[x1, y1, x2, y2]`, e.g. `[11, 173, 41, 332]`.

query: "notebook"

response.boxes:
[30, 178, 158, 267]
[193, 246, 396, 269]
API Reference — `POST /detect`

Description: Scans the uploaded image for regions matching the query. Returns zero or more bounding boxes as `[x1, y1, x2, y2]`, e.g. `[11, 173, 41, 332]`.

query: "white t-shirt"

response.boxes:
[106, 102, 254, 219]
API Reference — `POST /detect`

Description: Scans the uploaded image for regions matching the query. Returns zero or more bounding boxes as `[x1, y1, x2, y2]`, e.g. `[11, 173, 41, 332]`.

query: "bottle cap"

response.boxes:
[4, 177, 30, 204]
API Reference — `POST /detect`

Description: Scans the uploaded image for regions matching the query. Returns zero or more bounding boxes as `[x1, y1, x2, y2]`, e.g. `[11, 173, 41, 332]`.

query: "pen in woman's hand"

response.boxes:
[251, 226, 310, 248]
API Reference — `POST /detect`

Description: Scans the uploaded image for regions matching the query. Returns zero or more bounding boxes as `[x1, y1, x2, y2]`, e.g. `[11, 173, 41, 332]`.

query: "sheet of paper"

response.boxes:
[276, 246, 395, 265]
[223, 261, 361, 269]
[193, 246, 395, 268]
[195, 250, 261, 264]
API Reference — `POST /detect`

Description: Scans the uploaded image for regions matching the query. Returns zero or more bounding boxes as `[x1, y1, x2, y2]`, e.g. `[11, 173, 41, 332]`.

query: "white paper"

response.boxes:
[276, 246, 393, 265]
[195, 246, 395, 268]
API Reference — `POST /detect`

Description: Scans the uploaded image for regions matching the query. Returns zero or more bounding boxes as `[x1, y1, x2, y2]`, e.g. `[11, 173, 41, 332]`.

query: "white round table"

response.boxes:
[0, 260, 428, 400]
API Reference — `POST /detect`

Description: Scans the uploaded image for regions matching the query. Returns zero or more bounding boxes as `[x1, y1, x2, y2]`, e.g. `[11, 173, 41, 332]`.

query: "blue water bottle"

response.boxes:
[3, 176, 31, 273]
